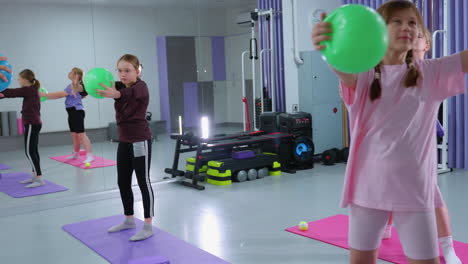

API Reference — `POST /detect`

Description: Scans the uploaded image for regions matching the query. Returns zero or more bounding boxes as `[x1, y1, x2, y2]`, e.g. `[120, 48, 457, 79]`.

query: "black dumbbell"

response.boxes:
[321, 148, 339, 165]
[340, 147, 350, 162]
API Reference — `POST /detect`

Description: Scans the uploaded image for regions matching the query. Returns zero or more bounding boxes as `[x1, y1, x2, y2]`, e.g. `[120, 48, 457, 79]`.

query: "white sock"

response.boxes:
[439, 236, 462, 264]
[67, 152, 79, 160]
[83, 154, 94, 164]
[19, 176, 35, 184]
[108, 218, 136, 233]
[382, 224, 392, 239]
[129, 223, 153, 241]
[25, 177, 45, 188]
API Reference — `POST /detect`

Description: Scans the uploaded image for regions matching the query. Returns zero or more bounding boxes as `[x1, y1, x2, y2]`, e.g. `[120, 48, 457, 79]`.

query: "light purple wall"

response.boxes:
[258, 0, 286, 112]
[211, 36, 226, 81]
[156, 36, 171, 133]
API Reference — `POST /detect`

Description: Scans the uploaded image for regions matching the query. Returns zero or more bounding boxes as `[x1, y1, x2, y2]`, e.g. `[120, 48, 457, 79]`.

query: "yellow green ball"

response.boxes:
[299, 221, 308, 231]
[85, 162, 91, 168]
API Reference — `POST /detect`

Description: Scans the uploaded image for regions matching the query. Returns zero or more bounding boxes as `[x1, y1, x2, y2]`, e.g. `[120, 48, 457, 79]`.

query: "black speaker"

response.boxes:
[259, 112, 281, 133]
[255, 98, 272, 129]
[261, 112, 314, 170]
[279, 112, 312, 138]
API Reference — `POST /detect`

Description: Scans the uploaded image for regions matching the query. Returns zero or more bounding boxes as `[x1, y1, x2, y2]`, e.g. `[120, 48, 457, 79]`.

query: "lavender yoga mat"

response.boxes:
[63, 215, 230, 264]
[0, 172, 68, 198]
[0, 164, 11, 170]
[285, 214, 468, 264]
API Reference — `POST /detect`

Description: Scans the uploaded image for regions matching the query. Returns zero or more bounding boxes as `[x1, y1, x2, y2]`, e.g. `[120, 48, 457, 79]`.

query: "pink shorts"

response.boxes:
[349, 204, 439, 260]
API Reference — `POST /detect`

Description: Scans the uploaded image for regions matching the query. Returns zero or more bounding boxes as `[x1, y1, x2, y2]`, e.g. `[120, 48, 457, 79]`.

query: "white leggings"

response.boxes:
[349, 204, 439, 260]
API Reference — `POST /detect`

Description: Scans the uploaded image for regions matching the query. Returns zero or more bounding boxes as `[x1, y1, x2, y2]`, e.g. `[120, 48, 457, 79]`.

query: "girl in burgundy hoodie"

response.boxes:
[0, 69, 45, 188]
[98, 54, 154, 242]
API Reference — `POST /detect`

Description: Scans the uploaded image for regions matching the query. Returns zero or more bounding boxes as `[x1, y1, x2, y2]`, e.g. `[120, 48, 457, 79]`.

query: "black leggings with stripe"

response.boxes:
[24, 124, 42, 176]
[117, 140, 154, 218]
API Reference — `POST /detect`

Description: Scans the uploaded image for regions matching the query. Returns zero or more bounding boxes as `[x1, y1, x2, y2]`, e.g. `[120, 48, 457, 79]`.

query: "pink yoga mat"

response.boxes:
[285, 214, 468, 264]
[49, 150, 116, 169]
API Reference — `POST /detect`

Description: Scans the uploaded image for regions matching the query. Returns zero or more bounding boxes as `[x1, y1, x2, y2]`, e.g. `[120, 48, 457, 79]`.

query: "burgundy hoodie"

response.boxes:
[1, 85, 42, 125]
[114, 80, 151, 142]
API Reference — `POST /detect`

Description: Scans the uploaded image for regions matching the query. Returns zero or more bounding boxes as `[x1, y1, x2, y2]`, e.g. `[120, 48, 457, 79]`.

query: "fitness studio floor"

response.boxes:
[0, 127, 467, 264]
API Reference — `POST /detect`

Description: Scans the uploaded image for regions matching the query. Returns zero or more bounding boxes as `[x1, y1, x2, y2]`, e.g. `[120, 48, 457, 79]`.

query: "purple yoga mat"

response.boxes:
[0, 164, 11, 170]
[0, 172, 68, 198]
[63, 215, 230, 264]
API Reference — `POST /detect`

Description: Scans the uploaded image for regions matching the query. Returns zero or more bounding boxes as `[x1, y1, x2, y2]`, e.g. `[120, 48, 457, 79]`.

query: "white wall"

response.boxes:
[0, 3, 96, 132]
[0, 2, 226, 133]
[282, 0, 341, 112]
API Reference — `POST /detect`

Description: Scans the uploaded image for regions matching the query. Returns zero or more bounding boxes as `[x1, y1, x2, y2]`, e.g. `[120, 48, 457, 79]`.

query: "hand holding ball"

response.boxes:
[83, 68, 114, 99]
[0, 56, 12, 92]
[39, 87, 48, 102]
[319, 4, 389, 73]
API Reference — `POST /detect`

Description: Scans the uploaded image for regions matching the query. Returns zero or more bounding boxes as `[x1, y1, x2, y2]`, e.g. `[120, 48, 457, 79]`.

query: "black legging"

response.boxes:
[117, 139, 154, 218]
[24, 124, 42, 176]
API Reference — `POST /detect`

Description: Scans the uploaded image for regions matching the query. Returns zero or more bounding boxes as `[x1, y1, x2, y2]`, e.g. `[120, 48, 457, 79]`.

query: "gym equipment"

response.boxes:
[321, 148, 337, 165]
[260, 112, 315, 171]
[165, 130, 290, 190]
[206, 153, 280, 185]
[241, 8, 277, 131]
[340, 147, 349, 162]
[255, 88, 272, 129]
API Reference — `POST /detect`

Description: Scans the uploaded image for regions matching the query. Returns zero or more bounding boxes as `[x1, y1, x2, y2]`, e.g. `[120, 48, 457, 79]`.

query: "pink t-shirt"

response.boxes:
[340, 53, 465, 211]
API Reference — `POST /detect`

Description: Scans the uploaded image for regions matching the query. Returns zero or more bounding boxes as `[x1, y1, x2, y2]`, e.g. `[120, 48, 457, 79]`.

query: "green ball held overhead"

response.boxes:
[320, 4, 389, 74]
[83, 68, 114, 99]
[39, 87, 48, 102]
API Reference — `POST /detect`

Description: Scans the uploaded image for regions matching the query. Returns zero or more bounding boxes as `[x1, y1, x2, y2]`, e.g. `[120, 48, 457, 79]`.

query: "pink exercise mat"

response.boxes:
[49, 150, 116, 169]
[285, 214, 468, 264]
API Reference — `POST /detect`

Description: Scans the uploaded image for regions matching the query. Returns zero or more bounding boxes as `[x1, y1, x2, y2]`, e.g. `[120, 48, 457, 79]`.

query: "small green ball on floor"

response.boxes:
[85, 162, 91, 168]
[299, 221, 308, 231]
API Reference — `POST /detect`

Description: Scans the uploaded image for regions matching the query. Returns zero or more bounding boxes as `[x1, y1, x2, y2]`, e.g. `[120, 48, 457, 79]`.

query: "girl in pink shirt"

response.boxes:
[312, 1, 468, 263]
[383, 27, 461, 264]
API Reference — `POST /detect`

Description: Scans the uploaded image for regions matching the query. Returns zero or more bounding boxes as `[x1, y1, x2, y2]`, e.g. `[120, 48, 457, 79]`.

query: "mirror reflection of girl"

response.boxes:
[0, 69, 45, 188]
[41, 68, 93, 164]
[98, 54, 154, 242]
[383, 27, 462, 264]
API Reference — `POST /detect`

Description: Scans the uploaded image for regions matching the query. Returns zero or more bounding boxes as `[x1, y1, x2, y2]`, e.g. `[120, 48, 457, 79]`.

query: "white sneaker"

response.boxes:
[83, 155, 94, 164]
[66, 152, 79, 160]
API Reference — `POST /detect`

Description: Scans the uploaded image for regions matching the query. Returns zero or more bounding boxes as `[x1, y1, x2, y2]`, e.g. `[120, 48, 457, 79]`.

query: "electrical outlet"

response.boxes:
[292, 104, 299, 112]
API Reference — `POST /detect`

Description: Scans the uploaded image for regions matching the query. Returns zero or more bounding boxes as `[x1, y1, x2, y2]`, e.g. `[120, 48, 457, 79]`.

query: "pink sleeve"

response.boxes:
[339, 81, 355, 106]
[339, 71, 372, 106]
[421, 53, 466, 101]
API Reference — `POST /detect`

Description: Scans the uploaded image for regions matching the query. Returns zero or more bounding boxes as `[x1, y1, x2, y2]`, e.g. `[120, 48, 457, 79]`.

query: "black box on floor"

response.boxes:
[259, 112, 281, 133]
